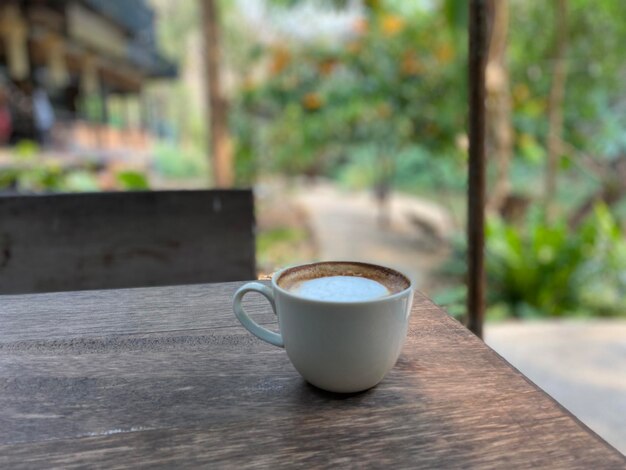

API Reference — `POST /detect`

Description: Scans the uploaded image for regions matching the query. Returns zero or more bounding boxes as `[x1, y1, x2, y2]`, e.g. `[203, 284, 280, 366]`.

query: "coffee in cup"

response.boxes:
[233, 261, 414, 393]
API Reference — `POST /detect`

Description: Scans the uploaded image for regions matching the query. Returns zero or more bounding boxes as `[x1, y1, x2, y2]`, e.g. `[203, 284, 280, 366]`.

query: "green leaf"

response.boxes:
[62, 171, 100, 192]
[116, 171, 150, 190]
[442, 0, 468, 31]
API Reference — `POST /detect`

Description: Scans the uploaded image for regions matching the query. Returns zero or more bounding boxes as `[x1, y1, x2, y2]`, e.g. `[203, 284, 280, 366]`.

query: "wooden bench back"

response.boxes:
[0, 190, 256, 294]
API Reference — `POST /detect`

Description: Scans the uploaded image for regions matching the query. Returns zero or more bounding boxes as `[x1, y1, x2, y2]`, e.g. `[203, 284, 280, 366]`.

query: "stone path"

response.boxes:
[294, 181, 453, 289]
[486, 320, 626, 455]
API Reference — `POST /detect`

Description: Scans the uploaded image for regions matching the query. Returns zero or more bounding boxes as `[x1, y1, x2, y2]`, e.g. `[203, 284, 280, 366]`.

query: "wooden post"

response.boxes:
[467, 0, 488, 338]
[201, 0, 233, 188]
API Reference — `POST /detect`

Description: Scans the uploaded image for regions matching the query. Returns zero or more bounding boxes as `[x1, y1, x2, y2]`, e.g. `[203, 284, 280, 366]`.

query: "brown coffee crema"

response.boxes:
[277, 261, 410, 295]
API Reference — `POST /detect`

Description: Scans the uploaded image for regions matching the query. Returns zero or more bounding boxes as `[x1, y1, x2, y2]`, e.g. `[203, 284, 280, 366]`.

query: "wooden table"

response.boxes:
[1, 282, 624, 468]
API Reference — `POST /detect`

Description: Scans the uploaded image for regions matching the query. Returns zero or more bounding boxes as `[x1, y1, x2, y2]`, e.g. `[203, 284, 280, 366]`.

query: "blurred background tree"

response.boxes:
[2, 0, 624, 319]
[151, 0, 626, 318]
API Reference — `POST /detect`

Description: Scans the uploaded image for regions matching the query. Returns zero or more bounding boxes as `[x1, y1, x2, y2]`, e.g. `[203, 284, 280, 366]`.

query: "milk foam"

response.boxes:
[291, 275, 390, 302]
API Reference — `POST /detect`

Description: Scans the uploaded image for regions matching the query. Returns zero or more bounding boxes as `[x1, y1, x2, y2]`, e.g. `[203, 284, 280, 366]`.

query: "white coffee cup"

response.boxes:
[233, 261, 414, 393]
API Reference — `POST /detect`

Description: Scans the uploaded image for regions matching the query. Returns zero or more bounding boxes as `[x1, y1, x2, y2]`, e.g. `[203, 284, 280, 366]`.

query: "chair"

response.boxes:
[0, 190, 255, 294]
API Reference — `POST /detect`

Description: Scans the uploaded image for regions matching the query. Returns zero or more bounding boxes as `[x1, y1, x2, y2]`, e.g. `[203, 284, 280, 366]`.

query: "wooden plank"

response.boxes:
[0, 283, 623, 468]
[0, 190, 255, 294]
[0, 281, 437, 343]
[0, 283, 279, 341]
[0, 284, 438, 342]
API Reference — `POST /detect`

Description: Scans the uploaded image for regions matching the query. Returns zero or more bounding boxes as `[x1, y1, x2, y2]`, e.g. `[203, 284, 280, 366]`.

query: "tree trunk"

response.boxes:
[485, 0, 513, 214]
[544, 0, 568, 220]
[201, 0, 233, 188]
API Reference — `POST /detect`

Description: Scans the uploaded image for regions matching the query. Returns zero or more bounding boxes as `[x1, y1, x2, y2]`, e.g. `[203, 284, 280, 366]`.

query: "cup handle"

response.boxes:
[233, 282, 284, 348]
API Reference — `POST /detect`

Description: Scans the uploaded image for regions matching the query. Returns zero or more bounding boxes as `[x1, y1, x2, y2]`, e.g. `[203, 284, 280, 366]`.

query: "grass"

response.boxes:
[256, 227, 312, 274]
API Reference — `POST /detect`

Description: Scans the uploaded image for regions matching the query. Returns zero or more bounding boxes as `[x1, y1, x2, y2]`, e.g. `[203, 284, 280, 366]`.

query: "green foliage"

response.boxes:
[61, 171, 100, 192]
[269, 0, 349, 8]
[0, 147, 151, 193]
[335, 144, 381, 189]
[0, 164, 153, 193]
[487, 205, 626, 318]
[431, 284, 467, 320]
[0, 164, 65, 192]
[257, 227, 307, 253]
[436, 204, 626, 319]
[257, 227, 309, 269]
[13, 140, 40, 159]
[392, 145, 466, 192]
[230, 110, 258, 185]
[509, 0, 626, 164]
[151, 0, 200, 62]
[147, 0, 626, 321]
[116, 171, 150, 190]
[232, 0, 467, 187]
[152, 142, 208, 179]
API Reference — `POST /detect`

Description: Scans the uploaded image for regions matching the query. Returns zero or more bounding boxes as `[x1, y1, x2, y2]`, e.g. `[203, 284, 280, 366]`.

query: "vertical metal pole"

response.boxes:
[467, 0, 487, 338]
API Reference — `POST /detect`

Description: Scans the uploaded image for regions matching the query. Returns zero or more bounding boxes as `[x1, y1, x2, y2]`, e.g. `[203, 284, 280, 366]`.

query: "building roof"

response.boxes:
[81, 0, 176, 78]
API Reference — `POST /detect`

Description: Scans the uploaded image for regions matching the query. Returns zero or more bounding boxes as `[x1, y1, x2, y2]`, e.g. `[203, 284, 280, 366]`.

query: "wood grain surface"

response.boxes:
[0, 190, 255, 294]
[0, 282, 624, 469]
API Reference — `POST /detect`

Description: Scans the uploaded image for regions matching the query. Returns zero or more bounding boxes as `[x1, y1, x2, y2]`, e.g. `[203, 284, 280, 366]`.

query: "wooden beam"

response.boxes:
[467, 0, 488, 338]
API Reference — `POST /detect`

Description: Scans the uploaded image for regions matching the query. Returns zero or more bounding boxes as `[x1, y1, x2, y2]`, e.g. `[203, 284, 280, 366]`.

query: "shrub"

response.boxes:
[435, 203, 626, 319]
[487, 204, 626, 318]
[152, 142, 208, 179]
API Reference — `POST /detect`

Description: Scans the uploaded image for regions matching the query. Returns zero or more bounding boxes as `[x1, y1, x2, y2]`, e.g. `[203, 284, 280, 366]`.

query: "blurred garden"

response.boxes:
[166, 0, 626, 321]
[1, 0, 625, 321]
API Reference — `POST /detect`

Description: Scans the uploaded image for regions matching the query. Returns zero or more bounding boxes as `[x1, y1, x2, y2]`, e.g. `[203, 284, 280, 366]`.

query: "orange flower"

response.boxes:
[381, 15, 405, 36]
[346, 41, 363, 54]
[434, 43, 454, 63]
[353, 17, 369, 34]
[302, 93, 323, 110]
[318, 59, 337, 76]
[269, 47, 291, 75]
[401, 50, 423, 76]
